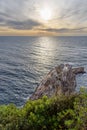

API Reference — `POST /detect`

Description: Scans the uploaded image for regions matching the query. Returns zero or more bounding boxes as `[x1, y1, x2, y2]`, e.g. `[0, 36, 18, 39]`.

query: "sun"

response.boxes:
[40, 7, 52, 21]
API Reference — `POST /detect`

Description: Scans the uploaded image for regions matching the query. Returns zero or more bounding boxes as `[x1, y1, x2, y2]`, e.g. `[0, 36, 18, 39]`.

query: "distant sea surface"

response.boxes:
[0, 36, 87, 106]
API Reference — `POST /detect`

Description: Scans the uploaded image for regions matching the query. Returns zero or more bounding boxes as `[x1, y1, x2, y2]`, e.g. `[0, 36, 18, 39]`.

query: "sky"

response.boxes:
[0, 0, 87, 36]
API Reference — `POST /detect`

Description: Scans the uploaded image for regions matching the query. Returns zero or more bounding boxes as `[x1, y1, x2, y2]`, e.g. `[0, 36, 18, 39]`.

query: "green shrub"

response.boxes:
[0, 90, 87, 130]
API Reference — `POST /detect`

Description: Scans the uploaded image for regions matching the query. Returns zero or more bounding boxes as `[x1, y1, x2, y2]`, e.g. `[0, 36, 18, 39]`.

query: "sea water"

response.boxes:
[0, 36, 87, 106]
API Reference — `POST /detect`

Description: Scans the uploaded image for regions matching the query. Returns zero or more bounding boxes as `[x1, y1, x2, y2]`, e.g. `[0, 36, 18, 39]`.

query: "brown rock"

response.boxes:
[30, 64, 85, 100]
[72, 67, 85, 74]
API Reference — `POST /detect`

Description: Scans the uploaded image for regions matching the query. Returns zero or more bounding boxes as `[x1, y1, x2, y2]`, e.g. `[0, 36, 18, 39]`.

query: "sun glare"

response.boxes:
[40, 7, 52, 21]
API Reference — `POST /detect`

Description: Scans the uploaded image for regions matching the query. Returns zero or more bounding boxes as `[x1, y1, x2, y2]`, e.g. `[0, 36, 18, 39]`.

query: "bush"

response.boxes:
[0, 91, 87, 130]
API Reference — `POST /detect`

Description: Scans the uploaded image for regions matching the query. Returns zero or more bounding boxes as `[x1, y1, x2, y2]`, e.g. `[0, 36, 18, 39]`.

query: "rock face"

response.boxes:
[30, 64, 85, 100]
[72, 67, 85, 74]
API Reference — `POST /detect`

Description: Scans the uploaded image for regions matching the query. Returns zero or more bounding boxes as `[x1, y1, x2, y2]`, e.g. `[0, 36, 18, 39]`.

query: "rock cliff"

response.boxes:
[30, 64, 85, 100]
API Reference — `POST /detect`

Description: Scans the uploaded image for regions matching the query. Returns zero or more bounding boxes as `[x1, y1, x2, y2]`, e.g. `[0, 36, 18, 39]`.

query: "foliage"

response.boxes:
[0, 90, 87, 130]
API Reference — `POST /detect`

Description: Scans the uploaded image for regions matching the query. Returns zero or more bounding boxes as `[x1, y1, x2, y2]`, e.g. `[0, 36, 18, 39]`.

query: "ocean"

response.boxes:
[0, 36, 87, 106]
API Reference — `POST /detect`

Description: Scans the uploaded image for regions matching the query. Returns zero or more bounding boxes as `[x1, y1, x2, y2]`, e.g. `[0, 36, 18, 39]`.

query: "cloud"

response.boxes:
[0, 18, 42, 30]
[0, 0, 87, 35]
[56, 0, 87, 24]
[0, 18, 4, 22]
[6, 19, 41, 30]
[0, 0, 42, 30]
[39, 27, 87, 33]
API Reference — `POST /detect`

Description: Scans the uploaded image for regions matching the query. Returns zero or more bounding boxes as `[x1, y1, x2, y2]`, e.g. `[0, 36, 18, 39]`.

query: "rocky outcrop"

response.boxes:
[72, 67, 85, 74]
[30, 64, 85, 100]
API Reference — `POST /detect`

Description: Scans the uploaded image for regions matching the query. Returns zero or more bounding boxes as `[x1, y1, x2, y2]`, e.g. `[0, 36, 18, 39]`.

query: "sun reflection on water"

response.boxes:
[36, 37, 55, 64]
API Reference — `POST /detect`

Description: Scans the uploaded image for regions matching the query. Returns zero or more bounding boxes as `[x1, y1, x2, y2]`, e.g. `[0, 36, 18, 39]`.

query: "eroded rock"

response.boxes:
[72, 67, 85, 74]
[30, 64, 85, 100]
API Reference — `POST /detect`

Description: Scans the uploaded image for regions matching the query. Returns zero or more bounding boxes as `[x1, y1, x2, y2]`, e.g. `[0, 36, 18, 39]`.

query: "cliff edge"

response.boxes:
[30, 64, 85, 100]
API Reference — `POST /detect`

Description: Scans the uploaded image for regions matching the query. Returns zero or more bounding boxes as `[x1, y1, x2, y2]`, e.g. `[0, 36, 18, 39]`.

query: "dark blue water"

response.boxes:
[0, 36, 87, 106]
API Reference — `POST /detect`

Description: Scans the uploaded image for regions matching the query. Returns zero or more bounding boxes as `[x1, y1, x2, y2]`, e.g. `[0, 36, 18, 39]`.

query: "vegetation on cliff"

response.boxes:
[0, 89, 87, 130]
